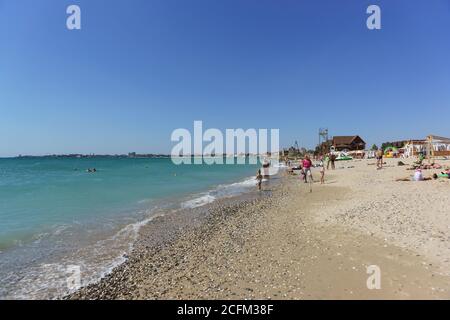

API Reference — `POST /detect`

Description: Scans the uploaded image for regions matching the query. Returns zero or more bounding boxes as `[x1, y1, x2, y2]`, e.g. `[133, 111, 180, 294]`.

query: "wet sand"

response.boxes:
[68, 159, 450, 299]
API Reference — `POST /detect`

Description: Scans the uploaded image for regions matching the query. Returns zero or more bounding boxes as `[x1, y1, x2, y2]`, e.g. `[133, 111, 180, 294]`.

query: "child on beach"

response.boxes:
[320, 160, 325, 184]
[256, 169, 263, 191]
[300, 166, 306, 182]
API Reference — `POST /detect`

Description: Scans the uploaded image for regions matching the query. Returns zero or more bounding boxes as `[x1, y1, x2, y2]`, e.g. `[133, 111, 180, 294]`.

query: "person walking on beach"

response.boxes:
[256, 169, 263, 191]
[302, 155, 313, 183]
[329, 153, 336, 170]
[376, 148, 383, 169]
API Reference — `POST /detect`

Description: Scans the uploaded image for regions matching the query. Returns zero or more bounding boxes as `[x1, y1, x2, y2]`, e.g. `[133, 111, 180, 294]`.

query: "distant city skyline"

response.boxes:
[1, 0, 450, 157]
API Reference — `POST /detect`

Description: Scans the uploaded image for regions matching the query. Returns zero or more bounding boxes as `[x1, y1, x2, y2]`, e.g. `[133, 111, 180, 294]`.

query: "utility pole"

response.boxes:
[318, 128, 329, 154]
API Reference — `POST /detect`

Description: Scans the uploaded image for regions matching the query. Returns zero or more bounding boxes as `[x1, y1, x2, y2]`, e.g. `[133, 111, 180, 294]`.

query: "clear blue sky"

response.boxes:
[1, 0, 449, 156]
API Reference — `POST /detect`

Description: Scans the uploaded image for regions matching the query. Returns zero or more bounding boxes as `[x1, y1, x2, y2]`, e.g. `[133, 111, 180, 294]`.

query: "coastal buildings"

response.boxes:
[314, 135, 366, 157]
[403, 135, 450, 157]
[331, 136, 366, 151]
[381, 135, 450, 158]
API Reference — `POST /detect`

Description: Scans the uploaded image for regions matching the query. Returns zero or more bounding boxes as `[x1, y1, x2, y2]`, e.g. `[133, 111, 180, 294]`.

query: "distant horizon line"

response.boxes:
[1, 152, 284, 159]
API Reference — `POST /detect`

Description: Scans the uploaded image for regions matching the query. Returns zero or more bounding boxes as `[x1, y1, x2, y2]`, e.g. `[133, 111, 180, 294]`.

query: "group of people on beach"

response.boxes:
[389, 151, 450, 181]
[256, 155, 320, 191]
[265, 154, 327, 191]
[256, 148, 449, 190]
[401, 152, 450, 181]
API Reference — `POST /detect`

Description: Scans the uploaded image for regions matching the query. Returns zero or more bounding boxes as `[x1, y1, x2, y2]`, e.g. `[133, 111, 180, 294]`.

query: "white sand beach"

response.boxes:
[315, 158, 450, 278]
[69, 157, 450, 299]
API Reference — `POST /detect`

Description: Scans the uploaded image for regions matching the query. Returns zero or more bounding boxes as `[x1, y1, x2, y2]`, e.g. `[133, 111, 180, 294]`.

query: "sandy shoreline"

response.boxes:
[68, 159, 450, 299]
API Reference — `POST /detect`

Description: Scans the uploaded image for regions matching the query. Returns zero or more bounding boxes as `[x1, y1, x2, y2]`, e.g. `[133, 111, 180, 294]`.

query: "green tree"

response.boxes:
[381, 142, 392, 150]
[371, 144, 378, 150]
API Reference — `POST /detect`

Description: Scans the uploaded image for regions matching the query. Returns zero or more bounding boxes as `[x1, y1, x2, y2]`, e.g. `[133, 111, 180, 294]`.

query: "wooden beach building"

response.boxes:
[331, 136, 366, 151]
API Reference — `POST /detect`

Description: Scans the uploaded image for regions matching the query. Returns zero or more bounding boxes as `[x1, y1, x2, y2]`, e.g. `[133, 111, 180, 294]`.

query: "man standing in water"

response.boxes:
[256, 169, 263, 191]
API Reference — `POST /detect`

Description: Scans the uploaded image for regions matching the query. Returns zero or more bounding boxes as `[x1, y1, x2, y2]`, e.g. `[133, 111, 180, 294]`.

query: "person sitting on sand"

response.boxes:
[396, 169, 437, 181]
[442, 169, 450, 177]
[256, 169, 263, 191]
[413, 169, 425, 181]
[418, 153, 425, 162]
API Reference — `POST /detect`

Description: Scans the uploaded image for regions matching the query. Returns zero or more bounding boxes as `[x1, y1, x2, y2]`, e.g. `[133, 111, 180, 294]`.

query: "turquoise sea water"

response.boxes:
[0, 157, 261, 299]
